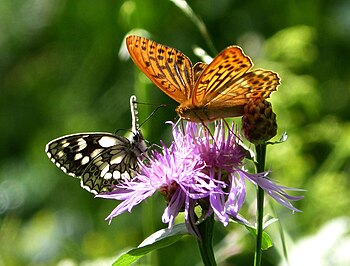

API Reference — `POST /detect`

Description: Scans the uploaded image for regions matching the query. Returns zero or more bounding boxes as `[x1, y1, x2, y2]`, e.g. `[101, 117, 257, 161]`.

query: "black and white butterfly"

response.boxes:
[45, 95, 147, 195]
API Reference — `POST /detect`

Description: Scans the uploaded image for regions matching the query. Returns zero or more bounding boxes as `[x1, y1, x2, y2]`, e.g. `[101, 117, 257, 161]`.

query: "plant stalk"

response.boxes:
[197, 214, 217, 266]
[254, 143, 267, 266]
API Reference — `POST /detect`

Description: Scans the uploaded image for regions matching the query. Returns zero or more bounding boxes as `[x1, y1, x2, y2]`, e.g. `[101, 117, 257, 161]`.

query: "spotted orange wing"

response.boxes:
[192, 46, 252, 105]
[193, 62, 208, 83]
[192, 46, 279, 107]
[208, 69, 280, 108]
[126, 35, 194, 103]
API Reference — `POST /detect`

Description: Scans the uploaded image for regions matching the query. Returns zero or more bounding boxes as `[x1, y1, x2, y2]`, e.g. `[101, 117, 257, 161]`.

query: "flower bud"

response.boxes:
[242, 98, 277, 144]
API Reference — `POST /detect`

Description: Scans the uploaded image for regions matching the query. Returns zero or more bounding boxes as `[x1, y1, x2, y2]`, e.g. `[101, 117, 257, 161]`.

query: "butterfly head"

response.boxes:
[130, 131, 148, 154]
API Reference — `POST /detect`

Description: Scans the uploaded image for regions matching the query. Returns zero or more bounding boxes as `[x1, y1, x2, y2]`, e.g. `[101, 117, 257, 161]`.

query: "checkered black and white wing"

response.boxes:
[45, 132, 146, 194]
[45, 95, 147, 195]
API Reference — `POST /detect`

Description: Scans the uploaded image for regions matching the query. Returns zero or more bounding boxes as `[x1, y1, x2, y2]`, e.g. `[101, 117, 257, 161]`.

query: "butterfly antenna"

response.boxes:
[130, 95, 140, 134]
[138, 103, 167, 129]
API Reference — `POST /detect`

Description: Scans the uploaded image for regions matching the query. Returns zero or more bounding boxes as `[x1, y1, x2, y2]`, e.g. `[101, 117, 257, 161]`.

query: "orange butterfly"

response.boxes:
[126, 35, 280, 122]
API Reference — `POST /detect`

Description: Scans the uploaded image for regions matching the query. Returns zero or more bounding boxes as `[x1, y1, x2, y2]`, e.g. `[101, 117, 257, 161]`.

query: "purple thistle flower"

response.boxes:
[97, 121, 303, 236]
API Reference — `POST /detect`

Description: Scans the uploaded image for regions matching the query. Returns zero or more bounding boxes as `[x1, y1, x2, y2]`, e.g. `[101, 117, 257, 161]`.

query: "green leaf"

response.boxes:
[228, 216, 273, 250]
[267, 131, 288, 145]
[112, 223, 190, 266]
[263, 214, 279, 229]
[244, 226, 273, 250]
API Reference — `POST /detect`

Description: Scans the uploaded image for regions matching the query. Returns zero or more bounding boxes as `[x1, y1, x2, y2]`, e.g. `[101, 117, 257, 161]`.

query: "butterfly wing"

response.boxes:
[207, 69, 280, 108]
[192, 46, 253, 105]
[126, 35, 194, 103]
[80, 134, 145, 194]
[193, 46, 279, 106]
[46, 95, 147, 194]
[193, 62, 208, 83]
[45, 133, 138, 194]
[46, 133, 110, 178]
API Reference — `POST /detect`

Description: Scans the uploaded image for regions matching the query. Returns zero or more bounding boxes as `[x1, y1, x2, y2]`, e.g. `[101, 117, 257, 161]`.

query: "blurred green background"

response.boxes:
[1, 0, 350, 265]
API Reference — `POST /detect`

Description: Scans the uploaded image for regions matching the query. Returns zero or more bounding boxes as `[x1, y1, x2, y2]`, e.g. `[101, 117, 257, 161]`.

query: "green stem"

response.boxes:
[254, 143, 267, 266]
[197, 215, 217, 266]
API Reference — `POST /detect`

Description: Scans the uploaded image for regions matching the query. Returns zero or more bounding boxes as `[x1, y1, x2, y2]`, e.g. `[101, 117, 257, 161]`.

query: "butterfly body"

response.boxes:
[176, 102, 244, 122]
[45, 95, 147, 195]
[126, 35, 280, 123]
